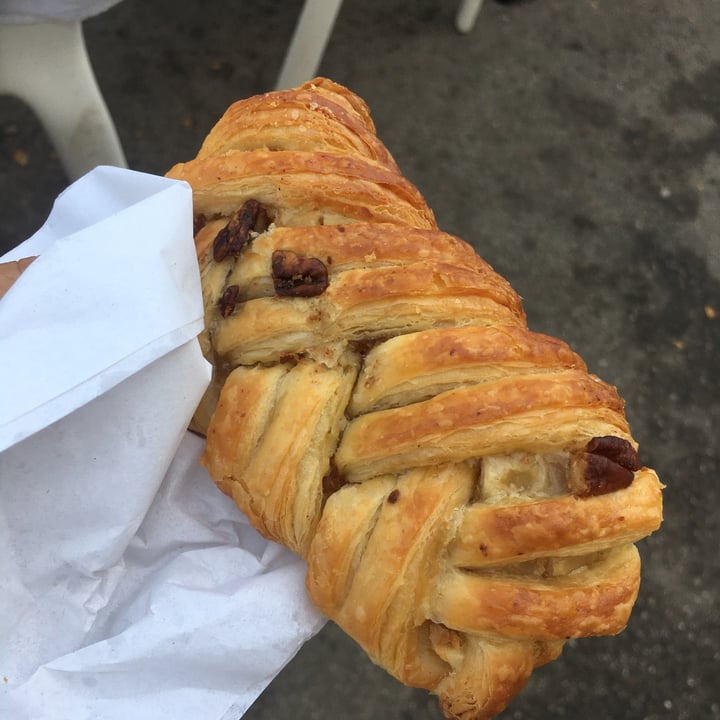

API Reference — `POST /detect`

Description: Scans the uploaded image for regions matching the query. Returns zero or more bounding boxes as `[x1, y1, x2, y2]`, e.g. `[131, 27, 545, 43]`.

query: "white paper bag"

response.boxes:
[0, 167, 325, 720]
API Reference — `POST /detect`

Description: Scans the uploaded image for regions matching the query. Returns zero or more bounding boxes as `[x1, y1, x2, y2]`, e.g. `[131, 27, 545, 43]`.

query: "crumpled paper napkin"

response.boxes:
[0, 166, 325, 720]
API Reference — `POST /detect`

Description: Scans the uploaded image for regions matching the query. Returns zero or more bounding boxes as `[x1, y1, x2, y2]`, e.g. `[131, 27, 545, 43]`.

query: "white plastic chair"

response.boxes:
[0, 19, 127, 181]
[0, 1, 343, 181]
[0, 1, 485, 182]
[276, 1, 485, 90]
[275, 0, 344, 90]
[456, 0, 485, 34]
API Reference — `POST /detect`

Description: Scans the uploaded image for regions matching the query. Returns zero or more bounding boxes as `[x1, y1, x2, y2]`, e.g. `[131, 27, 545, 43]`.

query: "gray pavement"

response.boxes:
[1, 1, 718, 719]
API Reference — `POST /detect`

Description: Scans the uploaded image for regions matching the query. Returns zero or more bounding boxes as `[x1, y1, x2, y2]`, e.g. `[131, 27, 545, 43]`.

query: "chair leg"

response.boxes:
[275, 0, 344, 90]
[0, 21, 126, 181]
[456, 0, 485, 34]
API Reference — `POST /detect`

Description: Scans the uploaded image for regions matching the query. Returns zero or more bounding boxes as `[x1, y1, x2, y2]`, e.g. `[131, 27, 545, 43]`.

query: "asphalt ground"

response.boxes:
[1, 2, 718, 719]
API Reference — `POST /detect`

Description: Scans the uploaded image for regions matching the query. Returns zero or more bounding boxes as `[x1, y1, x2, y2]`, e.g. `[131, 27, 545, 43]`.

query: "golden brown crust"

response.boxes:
[449, 467, 662, 567]
[335, 371, 631, 482]
[223, 222, 499, 283]
[203, 359, 357, 555]
[432, 544, 641, 640]
[196, 78, 399, 171]
[435, 635, 557, 720]
[351, 325, 586, 414]
[167, 149, 436, 229]
[211, 262, 525, 367]
[168, 79, 664, 720]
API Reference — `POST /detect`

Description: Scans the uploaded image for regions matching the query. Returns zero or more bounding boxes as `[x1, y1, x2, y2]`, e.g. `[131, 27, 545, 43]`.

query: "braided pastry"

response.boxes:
[166, 78, 663, 720]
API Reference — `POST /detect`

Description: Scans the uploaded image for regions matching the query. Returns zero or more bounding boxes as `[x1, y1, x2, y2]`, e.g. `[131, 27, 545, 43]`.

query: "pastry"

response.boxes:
[166, 78, 663, 720]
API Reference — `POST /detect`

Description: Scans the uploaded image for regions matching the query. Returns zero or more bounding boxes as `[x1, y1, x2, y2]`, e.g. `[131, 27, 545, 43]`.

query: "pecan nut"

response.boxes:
[570, 435, 640, 497]
[585, 435, 640, 471]
[193, 213, 207, 236]
[218, 285, 240, 317]
[213, 199, 268, 262]
[271, 250, 329, 297]
[322, 460, 345, 496]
